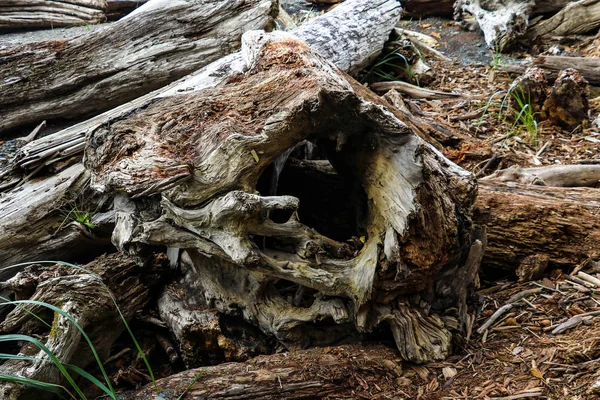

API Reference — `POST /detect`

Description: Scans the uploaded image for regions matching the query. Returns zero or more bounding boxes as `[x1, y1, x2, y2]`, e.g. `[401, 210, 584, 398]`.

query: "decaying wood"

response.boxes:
[0, 0, 277, 137]
[475, 181, 600, 273]
[0, 0, 402, 296]
[525, 0, 600, 40]
[482, 165, 600, 187]
[454, 0, 535, 49]
[541, 69, 590, 130]
[83, 31, 478, 363]
[2, 0, 401, 182]
[123, 344, 403, 400]
[503, 56, 600, 87]
[0, 164, 114, 274]
[0, 0, 106, 30]
[371, 80, 478, 100]
[0, 253, 167, 400]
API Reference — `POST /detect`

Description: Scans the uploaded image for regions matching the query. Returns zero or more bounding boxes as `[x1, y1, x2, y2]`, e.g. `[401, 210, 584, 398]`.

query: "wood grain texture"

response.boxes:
[0, 0, 277, 136]
[0, 0, 107, 30]
[475, 181, 600, 272]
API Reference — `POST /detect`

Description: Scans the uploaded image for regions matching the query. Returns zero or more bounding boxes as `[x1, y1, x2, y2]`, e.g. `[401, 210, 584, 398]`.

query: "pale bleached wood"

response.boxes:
[454, 0, 535, 49]
[0, 0, 277, 137]
[482, 165, 600, 187]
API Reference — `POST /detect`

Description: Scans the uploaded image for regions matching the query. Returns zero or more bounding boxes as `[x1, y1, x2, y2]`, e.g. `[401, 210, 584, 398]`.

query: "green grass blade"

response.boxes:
[0, 373, 72, 399]
[177, 371, 204, 400]
[0, 354, 114, 398]
[0, 298, 117, 399]
[0, 334, 86, 399]
[0, 260, 157, 392]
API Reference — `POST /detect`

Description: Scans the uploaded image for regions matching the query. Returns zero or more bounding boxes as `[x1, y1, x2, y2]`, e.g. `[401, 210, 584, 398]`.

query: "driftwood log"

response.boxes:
[122, 344, 404, 400]
[0, 0, 277, 137]
[0, 0, 401, 273]
[475, 181, 600, 273]
[0, 253, 168, 400]
[0, 0, 107, 30]
[525, 0, 600, 40]
[83, 29, 479, 364]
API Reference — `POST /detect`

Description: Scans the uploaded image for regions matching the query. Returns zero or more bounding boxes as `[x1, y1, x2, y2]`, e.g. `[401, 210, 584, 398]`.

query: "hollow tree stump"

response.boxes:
[84, 31, 480, 363]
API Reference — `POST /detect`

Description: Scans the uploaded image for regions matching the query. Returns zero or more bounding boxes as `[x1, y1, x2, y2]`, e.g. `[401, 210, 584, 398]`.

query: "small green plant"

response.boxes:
[474, 86, 539, 145]
[57, 202, 96, 233]
[0, 261, 158, 399]
[509, 87, 539, 145]
[365, 47, 421, 86]
[490, 41, 506, 70]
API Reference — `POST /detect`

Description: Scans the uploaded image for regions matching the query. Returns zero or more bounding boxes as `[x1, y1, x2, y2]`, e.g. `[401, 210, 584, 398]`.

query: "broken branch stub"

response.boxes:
[84, 32, 479, 363]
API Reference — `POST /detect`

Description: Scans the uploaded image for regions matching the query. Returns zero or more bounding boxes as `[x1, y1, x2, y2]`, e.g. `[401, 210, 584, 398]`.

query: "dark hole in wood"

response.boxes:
[256, 141, 368, 243]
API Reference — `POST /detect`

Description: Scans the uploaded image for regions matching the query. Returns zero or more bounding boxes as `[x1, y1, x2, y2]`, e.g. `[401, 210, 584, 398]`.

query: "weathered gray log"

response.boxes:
[525, 0, 600, 39]
[122, 344, 404, 400]
[0, 0, 106, 30]
[503, 56, 600, 86]
[2, 0, 401, 183]
[0, 253, 167, 400]
[454, 0, 535, 49]
[0, 164, 114, 274]
[475, 181, 600, 273]
[0, 0, 277, 137]
[84, 30, 478, 363]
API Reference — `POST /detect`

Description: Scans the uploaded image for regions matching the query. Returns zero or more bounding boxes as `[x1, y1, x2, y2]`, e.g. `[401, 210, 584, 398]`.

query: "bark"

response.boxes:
[0, 253, 168, 400]
[84, 31, 479, 363]
[475, 181, 600, 273]
[525, 0, 600, 39]
[503, 56, 600, 86]
[0, 0, 106, 30]
[122, 344, 404, 400]
[0, 0, 277, 137]
[482, 165, 600, 187]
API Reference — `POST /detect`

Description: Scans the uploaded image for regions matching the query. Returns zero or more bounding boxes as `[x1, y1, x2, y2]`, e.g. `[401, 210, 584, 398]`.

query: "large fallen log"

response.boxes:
[0, 0, 402, 273]
[83, 30, 479, 363]
[0, 0, 277, 137]
[475, 181, 600, 273]
[0, 0, 107, 30]
[123, 344, 404, 400]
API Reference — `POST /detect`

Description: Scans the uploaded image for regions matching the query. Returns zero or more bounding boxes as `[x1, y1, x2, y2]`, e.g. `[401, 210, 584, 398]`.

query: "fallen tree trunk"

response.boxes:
[503, 56, 600, 86]
[0, 0, 106, 30]
[84, 30, 479, 363]
[525, 0, 600, 40]
[0, 0, 402, 273]
[122, 344, 404, 400]
[454, 0, 535, 49]
[0, 0, 277, 137]
[475, 181, 600, 273]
